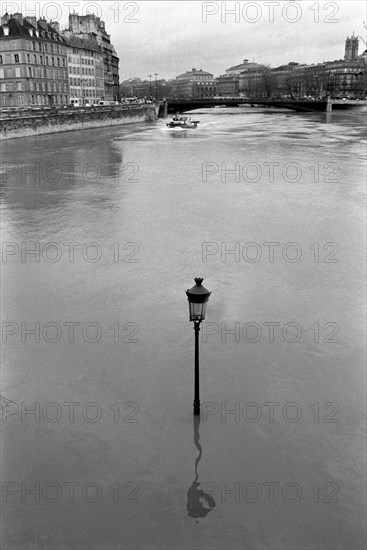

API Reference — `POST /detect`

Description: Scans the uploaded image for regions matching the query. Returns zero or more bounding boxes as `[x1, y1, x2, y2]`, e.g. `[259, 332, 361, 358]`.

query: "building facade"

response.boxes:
[280, 35, 367, 99]
[221, 58, 267, 97]
[215, 74, 239, 96]
[67, 14, 119, 101]
[62, 32, 104, 105]
[172, 68, 216, 98]
[220, 37, 366, 100]
[0, 13, 69, 107]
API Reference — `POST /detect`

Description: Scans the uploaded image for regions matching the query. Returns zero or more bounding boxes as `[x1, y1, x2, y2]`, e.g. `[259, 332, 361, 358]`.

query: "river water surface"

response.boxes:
[1, 107, 366, 549]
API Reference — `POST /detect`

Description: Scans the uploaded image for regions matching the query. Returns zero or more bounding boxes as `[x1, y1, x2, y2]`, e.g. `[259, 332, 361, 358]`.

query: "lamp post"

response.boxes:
[154, 72, 158, 100]
[148, 74, 152, 97]
[186, 278, 211, 416]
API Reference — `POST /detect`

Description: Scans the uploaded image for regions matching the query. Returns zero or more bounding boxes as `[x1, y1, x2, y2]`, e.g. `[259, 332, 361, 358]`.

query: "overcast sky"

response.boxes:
[7, 1, 367, 79]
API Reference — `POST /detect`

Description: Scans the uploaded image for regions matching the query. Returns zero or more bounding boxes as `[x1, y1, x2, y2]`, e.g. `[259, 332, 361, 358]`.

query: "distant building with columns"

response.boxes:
[172, 68, 216, 98]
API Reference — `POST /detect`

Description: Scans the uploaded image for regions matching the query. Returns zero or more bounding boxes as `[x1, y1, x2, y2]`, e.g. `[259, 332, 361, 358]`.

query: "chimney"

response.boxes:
[243, 59, 248, 64]
[51, 20, 60, 33]
[12, 12, 23, 25]
[24, 16, 37, 27]
[38, 18, 48, 30]
[1, 13, 10, 25]
[192, 68, 196, 71]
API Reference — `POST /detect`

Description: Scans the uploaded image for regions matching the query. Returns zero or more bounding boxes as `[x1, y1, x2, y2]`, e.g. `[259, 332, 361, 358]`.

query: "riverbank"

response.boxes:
[0, 103, 158, 140]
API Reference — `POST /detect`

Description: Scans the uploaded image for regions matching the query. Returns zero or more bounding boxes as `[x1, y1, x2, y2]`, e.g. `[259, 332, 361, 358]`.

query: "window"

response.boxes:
[46, 57, 49, 65]
[32, 42, 36, 51]
[14, 54, 20, 63]
[38, 42, 42, 51]
[40, 55, 43, 64]
[50, 45, 53, 53]
[44, 44, 47, 52]
[52, 57, 54, 66]
[0, 69, 4, 78]
[33, 55, 37, 63]
[63, 59, 65, 67]
[15, 67, 21, 77]
[28, 67, 32, 77]
[0, 55, 2, 64]
[27, 54, 30, 63]
[57, 58, 60, 66]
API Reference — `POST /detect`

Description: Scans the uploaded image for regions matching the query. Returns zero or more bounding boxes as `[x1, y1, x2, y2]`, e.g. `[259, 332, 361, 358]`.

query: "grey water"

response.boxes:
[1, 107, 366, 549]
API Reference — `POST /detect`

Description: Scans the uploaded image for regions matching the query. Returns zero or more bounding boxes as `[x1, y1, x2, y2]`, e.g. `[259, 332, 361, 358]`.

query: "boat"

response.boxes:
[166, 114, 200, 129]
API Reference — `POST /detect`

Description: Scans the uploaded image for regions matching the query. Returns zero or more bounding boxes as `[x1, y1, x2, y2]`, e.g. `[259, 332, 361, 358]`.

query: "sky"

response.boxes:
[3, 1, 367, 79]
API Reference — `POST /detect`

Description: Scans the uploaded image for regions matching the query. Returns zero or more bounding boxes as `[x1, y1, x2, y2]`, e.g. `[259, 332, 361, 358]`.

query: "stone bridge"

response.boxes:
[165, 97, 366, 114]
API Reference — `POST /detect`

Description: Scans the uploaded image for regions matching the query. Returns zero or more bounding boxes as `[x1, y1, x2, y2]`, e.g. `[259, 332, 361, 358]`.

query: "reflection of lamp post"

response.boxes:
[187, 415, 216, 519]
[154, 72, 158, 100]
[186, 278, 211, 416]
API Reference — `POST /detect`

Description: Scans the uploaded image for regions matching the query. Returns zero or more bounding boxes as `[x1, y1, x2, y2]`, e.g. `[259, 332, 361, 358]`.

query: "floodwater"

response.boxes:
[1, 107, 366, 549]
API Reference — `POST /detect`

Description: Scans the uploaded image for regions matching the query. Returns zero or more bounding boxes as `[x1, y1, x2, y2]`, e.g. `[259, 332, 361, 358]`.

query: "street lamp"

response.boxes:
[186, 278, 211, 416]
[148, 74, 152, 97]
[154, 72, 158, 100]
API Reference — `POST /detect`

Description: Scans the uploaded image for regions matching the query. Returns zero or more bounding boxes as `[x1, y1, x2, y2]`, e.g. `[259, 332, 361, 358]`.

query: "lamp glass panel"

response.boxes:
[201, 301, 208, 320]
[189, 301, 204, 321]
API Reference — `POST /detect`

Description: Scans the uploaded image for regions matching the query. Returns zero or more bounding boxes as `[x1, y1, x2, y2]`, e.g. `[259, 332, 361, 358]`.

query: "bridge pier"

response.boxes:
[158, 100, 168, 118]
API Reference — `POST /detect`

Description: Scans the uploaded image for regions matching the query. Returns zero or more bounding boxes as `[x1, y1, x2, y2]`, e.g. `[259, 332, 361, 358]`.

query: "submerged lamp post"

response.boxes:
[186, 278, 211, 416]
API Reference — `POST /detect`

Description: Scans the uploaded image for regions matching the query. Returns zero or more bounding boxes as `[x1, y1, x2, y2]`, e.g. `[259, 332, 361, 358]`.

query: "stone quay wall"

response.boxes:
[0, 104, 158, 140]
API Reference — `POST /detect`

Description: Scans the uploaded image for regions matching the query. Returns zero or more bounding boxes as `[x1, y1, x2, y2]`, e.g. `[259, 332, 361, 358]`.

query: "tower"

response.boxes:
[345, 36, 352, 60]
[345, 33, 359, 61]
[351, 32, 359, 60]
